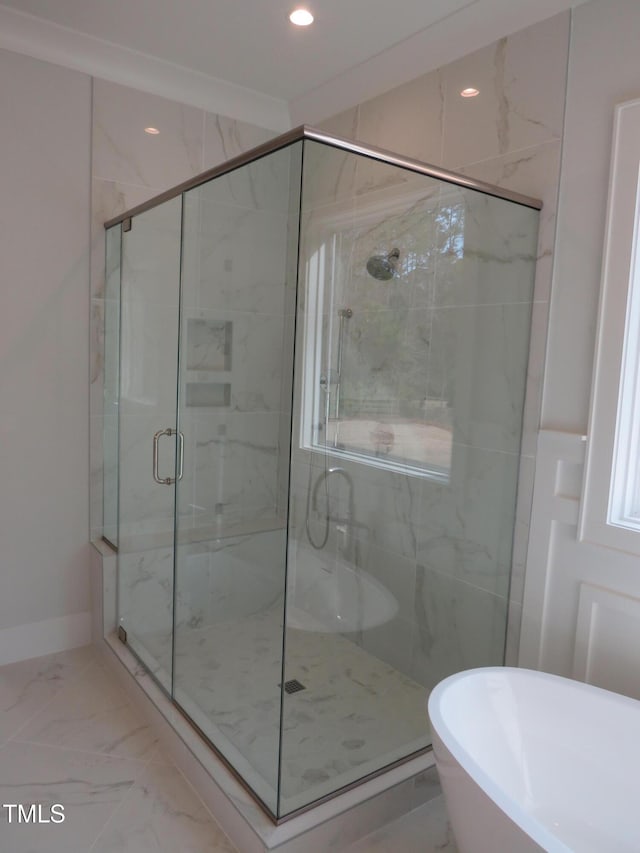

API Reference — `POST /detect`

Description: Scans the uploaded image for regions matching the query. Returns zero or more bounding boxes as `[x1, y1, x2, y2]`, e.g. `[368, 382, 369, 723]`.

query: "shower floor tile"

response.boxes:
[142, 611, 429, 813]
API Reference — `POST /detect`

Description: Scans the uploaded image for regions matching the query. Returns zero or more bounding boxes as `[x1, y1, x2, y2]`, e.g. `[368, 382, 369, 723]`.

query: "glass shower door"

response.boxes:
[171, 143, 302, 814]
[117, 196, 183, 692]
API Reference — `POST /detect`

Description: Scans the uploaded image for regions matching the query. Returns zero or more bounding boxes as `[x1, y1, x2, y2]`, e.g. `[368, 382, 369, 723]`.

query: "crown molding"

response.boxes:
[0, 3, 290, 132]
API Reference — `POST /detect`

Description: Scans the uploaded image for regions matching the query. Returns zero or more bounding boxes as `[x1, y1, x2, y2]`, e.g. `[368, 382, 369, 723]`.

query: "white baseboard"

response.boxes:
[0, 611, 92, 666]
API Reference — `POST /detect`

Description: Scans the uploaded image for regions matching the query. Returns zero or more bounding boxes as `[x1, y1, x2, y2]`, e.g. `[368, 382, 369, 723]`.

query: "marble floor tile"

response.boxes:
[344, 794, 458, 853]
[91, 762, 237, 853]
[0, 649, 239, 853]
[0, 649, 446, 852]
[0, 645, 97, 745]
[0, 739, 145, 853]
[14, 661, 159, 760]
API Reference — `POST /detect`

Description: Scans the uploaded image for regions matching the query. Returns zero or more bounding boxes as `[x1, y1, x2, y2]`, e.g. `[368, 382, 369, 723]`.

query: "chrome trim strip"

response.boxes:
[104, 124, 542, 229]
[103, 126, 306, 228]
[303, 126, 543, 210]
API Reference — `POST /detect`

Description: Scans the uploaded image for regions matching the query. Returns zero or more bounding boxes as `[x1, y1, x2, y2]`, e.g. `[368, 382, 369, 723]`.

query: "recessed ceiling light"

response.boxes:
[289, 8, 314, 26]
[144, 127, 160, 135]
[460, 88, 480, 98]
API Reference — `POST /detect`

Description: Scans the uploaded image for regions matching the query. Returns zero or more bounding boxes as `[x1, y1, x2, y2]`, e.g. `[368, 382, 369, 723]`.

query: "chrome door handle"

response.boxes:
[177, 429, 184, 482]
[153, 428, 184, 484]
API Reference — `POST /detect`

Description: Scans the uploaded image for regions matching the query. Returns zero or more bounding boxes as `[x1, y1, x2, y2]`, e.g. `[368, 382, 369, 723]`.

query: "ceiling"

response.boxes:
[2, 0, 583, 105]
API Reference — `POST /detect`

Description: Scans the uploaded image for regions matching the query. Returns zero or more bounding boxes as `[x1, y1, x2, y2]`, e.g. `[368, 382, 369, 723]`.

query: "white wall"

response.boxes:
[0, 49, 92, 663]
[521, 0, 640, 697]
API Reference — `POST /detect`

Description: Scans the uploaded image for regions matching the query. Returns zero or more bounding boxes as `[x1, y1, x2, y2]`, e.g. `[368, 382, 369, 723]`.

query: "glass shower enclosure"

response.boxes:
[103, 127, 540, 820]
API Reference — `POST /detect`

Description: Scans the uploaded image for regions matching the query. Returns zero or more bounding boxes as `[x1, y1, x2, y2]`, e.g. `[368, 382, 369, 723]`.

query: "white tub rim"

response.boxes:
[428, 666, 640, 853]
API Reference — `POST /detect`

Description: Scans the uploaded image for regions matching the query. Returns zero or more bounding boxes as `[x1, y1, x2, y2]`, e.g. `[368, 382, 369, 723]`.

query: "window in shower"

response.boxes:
[299, 188, 466, 481]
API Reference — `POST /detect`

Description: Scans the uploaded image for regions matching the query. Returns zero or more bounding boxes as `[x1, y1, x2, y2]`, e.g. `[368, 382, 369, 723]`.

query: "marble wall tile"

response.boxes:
[441, 12, 569, 168]
[229, 312, 286, 413]
[351, 476, 419, 562]
[188, 412, 241, 524]
[357, 69, 444, 168]
[236, 412, 281, 510]
[175, 531, 285, 629]
[317, 105, 360, 140]
[412, 565, 507, 691]
[307, 109, 360, 206]
[359, 615, 416, 679]
[456, 143, 562, 462]
[432, 193, 538, 310]
[0, 740, 144, 853]
[203, 112, 274, 170]
[91, 178, 158, 300]
[198, 140, 295, 213]
[354, 147, 438, 200]
[456, 140, 562, 305]
[357, 543, 417, 625]
[190, 411, 282, 523]
[93, 79, 204, 187]
[119, 306, 180, 412]
[191, 204, 290, 314]
[428, 303, 533, 455]
[118, 548, 175, 638]
[416, 444, 520, 599]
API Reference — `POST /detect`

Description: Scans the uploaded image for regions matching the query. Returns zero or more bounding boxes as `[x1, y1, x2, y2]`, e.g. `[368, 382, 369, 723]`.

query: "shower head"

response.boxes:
[366, 248, 400, 281]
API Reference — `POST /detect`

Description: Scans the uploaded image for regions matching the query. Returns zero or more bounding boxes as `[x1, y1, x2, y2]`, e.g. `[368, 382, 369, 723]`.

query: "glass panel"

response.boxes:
[103, 225, 121, 547]
[280, 140, 538, 814]
[117, 197, 183, 692]
[172, 143, 302, 815]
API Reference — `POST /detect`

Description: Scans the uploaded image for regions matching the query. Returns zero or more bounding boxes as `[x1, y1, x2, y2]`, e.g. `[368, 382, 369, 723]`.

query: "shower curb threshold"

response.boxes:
[98, 632, 437, 852]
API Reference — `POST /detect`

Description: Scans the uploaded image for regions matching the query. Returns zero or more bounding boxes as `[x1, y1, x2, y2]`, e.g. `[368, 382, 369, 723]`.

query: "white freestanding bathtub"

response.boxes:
[428, 667, 640, 853]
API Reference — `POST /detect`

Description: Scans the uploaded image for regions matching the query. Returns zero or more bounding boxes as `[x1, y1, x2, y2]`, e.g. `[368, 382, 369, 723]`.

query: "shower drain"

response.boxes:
[283, 679, 306, 695]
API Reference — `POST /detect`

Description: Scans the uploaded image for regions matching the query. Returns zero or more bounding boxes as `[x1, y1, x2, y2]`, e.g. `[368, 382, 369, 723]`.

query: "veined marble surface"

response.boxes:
[140, 607, 429, 816]
[0, 646, 235, 853]
[0, 645, 455, 852]
[345, 795, 457, 853]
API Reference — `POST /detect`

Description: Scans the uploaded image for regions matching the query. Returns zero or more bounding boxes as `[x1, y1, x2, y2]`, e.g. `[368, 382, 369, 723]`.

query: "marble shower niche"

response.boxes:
[99, 126, 540, 825]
